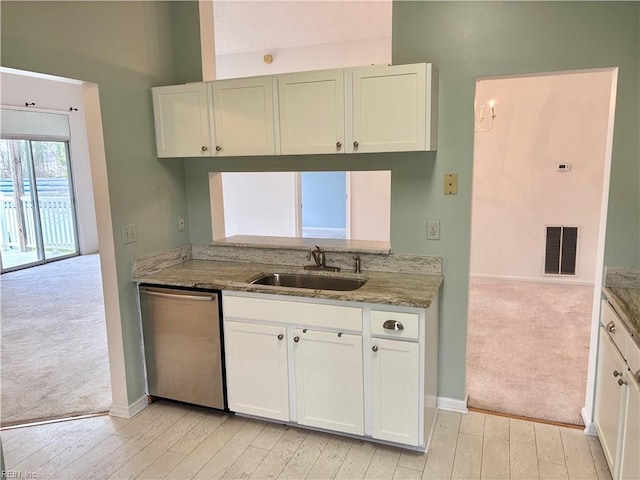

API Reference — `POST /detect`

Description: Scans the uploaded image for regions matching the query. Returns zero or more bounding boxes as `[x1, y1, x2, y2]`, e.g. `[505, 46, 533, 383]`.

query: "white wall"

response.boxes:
[0, 69, 99, 254]
[470, 70, 614, 283]
[219, 172, 297, 237]
[350, 171, 391, 241]
[216, 37, 391, 79]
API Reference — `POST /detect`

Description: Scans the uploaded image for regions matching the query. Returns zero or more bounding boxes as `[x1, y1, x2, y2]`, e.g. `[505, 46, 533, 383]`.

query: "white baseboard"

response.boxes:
[470, 273, 594, 287]
[109, 395, 149, 419]
[582, 407, 597, 436]
[437, 396, 469, 414]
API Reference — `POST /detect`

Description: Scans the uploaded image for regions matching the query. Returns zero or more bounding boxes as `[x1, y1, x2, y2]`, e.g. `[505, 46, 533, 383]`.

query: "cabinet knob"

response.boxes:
[294, 336, 300, 343]
[201, 146, 208, 152]
[383, 320, 404, 331]
[336, 142, 342, 149]
[372, 345, 378, 352]
[613, 370, 623, 378]
[353, 141, 359, 148]
[618, 378, 627, 386]
[215, 145, 222, 152]
[606, 321, 616, 333]
[277, 334, 284, 340]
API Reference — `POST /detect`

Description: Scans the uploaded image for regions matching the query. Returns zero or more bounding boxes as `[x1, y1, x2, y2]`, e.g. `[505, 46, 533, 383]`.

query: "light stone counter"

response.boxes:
[132, 243, 443, 309]
[604, 266, 640, 348]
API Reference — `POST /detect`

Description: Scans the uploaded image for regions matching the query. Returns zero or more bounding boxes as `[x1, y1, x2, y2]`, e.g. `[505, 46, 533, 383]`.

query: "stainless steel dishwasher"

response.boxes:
[139, 285, 225, 409]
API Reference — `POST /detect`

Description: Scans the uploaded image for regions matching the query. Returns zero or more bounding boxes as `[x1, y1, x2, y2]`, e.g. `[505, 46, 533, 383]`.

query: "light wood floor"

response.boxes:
[1, 400, 612, 480]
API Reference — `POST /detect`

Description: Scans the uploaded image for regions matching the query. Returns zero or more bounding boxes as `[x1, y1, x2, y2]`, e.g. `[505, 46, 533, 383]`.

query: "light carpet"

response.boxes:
[466, 278, 593, 426]
[0, 254, 111, 426]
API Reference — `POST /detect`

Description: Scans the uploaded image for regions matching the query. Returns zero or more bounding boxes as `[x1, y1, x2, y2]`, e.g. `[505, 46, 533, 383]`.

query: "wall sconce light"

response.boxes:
[475, 99, 496, 133]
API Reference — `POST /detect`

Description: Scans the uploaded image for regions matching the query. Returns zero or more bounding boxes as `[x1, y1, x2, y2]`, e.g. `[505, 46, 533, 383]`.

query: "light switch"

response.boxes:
[444, 173, 458, 195]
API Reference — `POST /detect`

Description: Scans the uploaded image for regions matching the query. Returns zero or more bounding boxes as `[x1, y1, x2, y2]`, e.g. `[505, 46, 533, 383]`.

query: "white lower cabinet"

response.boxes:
[222, 291, 438, 450]
[619, 376, 639, 480]
[224, 321, 289, 421]
[595, 299, 640, 479]
[595, 327, 627, 468]
[371, 337, 420, 445]
[294, 329, 364, 435]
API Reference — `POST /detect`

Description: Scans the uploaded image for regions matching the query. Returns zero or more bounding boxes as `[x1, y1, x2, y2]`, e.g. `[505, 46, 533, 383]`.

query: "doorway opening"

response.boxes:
[0, 69, 113, 427]
[466, 68, 617, 425]
[0, 138, 79, 272]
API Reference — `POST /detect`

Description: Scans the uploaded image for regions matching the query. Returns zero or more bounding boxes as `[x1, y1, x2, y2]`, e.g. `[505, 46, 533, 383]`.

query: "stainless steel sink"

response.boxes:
[248, 272, 367, 291]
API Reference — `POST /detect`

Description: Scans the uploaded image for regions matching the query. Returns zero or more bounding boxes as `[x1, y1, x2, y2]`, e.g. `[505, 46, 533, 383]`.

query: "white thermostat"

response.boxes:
[556, 163, 571, 172]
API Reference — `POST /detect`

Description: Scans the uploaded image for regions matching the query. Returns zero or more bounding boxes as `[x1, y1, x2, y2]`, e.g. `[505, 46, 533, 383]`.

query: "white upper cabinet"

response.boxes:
[351, 63, 437, 153]
[152, 83, 212, 158]
[210, 76, 276, 156]
[277, 70, 345, 155]
[151, 63, 438, 158]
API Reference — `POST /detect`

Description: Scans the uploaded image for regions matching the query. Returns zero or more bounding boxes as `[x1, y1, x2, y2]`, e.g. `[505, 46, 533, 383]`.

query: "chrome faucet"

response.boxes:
[353, 255, 361, 274]
[307, 245, 326, 268]
[304, 245, 340, 272]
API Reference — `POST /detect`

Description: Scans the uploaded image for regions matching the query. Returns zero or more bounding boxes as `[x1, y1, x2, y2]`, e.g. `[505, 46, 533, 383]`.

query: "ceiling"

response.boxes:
[213, 0, 393, 56]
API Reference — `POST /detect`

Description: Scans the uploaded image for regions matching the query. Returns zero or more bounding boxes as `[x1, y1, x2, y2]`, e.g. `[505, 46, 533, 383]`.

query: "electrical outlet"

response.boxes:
[178, 216, 186, 232]
[427, 220, 440, 240]
[121, 223, 137, 244]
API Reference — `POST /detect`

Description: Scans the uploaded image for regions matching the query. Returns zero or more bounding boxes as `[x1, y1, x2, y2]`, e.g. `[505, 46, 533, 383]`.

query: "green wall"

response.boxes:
[186, 1, 640, 401]
[0, 1, 199, 404]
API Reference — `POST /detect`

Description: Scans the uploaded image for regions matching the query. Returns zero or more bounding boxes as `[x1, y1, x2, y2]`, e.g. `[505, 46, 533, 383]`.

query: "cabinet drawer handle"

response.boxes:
[294, 336, 300, 343]
[201, 146, 208, 152]
[372, 345, 378, 352]
[383, 320, 404, 331]
[215, 145, 222, 152]
[618, 378, 628, 386]
[336, 141, 342, 149]
[606, 321, 616, 333]
[353, 141, 359, 148]
[277, 334, 284, 341]
[613, 370, 623, 378]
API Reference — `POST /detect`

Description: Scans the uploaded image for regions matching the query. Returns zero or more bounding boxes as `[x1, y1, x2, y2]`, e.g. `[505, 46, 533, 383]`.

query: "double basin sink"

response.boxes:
[248, 272, 367, 291]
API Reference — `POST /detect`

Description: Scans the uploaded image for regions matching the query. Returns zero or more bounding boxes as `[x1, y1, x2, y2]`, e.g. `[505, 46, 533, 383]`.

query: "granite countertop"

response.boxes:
[133, 259, 442, 308]
[603, 287, 640, 346]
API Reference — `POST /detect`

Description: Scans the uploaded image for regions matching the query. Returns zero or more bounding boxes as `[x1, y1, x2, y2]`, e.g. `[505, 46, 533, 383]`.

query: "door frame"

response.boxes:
[295, 171, 351, 239]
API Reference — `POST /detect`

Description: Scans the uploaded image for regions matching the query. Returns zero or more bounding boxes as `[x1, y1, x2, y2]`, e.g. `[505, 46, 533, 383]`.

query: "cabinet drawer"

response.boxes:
[224, 294, 362, 332]
[371, 310, 419, 340]
[602, 300, 629, 357]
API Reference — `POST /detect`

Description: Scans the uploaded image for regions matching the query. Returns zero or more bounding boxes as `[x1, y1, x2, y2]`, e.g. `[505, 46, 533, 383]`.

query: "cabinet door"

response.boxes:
[620, 376, 640, 480]
[152, 83, 212, 158]
[211, 77, 276, 156]
[352, 64, 427, 153]
[278, 70, 345, 155]
[293, 329, 364, 435]
[224, 321, 289, 421]
[371, 337, 420, 446]
[594, 327, 628, 471]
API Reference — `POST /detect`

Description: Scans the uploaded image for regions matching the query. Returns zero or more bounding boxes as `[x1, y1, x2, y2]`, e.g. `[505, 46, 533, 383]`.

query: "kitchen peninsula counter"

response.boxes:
[132, 241, 443, 308]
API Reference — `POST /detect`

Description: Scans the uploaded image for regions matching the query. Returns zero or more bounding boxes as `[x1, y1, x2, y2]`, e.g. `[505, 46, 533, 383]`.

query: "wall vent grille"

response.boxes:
[544, 226, 579, 276]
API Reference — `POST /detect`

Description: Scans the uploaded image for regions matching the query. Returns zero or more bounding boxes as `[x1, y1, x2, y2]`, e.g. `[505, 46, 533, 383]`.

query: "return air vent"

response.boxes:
[544, 226, 579, 276]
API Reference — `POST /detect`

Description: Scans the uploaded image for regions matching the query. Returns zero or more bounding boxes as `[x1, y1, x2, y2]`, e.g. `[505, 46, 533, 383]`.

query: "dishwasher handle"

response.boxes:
[140, 288, 216, 302]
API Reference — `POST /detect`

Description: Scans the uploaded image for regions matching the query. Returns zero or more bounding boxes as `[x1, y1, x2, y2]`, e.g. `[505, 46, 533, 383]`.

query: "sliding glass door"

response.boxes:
[0, 138, 79, 272]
